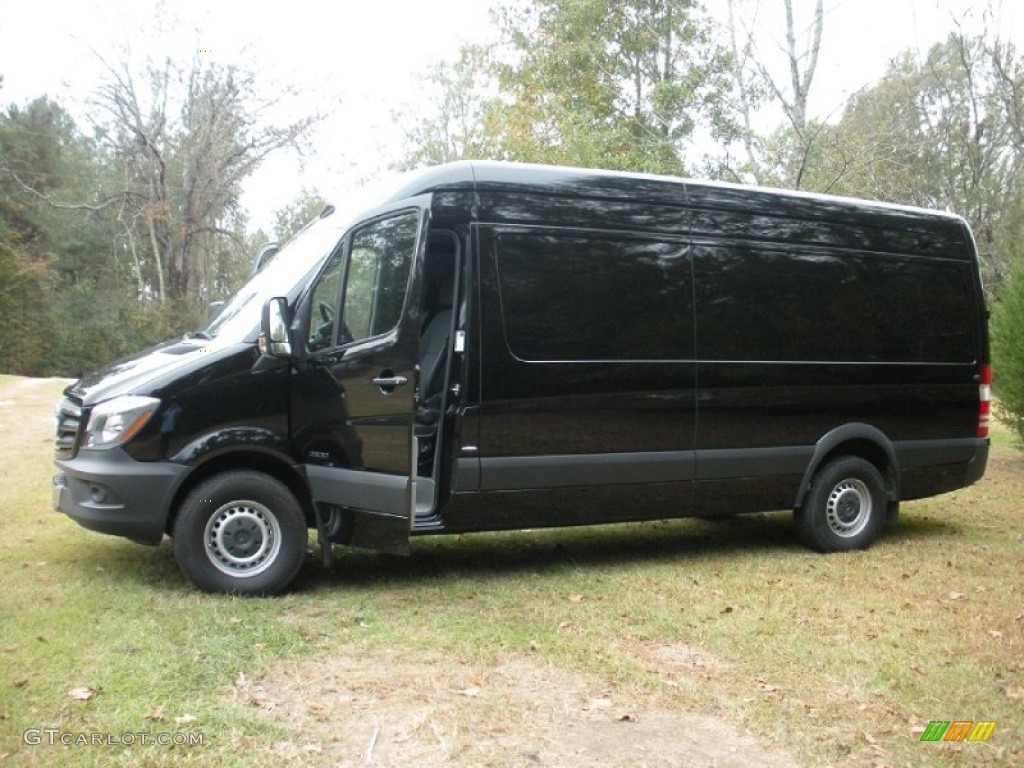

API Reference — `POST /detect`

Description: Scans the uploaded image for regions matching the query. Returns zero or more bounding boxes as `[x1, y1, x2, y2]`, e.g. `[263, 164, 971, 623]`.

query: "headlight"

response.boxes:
[83, 395, 161, 449]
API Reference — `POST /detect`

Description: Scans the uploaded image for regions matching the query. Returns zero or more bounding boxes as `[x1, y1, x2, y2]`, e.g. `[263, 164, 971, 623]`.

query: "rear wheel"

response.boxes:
[797, 456, 887, 552]
[172, 470, 308, 595]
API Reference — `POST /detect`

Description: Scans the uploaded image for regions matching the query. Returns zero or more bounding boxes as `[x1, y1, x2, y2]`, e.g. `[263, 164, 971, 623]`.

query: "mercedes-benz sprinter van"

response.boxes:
[53, 161, 991, 594]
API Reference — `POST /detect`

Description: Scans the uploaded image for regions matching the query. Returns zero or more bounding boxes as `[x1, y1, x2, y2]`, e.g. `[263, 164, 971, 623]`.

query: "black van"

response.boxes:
[52, 161, 991, 594]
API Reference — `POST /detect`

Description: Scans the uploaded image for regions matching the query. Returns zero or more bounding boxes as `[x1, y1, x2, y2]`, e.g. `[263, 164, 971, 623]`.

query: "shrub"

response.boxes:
[992, 263, 1024, 443]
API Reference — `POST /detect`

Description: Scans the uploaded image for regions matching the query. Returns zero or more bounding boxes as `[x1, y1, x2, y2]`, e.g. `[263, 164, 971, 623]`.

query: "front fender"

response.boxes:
[173, 426, 298, 466]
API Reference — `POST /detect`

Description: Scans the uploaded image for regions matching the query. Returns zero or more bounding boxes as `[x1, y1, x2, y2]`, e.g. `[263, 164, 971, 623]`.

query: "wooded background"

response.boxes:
[1, 0, 1022, 436]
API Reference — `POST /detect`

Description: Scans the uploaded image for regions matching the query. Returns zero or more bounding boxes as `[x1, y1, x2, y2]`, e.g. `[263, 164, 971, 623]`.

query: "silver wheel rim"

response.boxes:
[204, 500, 282, 578]
[825, 478, 872, 538]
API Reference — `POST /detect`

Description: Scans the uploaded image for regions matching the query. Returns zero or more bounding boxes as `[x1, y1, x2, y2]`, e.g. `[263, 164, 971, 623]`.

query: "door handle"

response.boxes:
[372, 374, 408, 393]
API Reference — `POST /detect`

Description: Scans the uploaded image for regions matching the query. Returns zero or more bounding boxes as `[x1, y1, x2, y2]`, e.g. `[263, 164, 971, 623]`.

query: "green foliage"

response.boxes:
[396, 45, 496, 170]
[0, 53, 313, 377]
[993, 262, 1024, 443]
[398, 0, 733, 175]
[0, 238, 53, 373]
[484, 0, 732, 174]
[272, 188, 329, 243]
[763, 35, 1024, 290]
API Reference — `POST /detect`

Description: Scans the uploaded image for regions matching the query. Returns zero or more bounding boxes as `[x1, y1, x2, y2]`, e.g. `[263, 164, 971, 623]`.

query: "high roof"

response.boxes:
[380, 160, 964, 228]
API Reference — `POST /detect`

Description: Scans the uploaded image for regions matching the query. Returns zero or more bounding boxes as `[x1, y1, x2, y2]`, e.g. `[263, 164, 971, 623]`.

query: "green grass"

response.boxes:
[1, 377, 1022, 766]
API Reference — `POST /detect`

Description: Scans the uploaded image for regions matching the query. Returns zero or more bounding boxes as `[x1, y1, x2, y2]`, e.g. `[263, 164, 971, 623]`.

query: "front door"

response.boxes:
[292, 200, 430, 554]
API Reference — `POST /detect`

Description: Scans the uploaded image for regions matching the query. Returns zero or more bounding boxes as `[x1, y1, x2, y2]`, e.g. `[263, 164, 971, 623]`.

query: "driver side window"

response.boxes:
[306, 250, 342, 352]
[305, 212, 419, 352]
[340, 212, 419, 344]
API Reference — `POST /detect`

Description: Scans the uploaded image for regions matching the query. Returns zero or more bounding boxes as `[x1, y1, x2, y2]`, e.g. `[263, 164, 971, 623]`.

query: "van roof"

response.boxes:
[383, 160, 967, 227]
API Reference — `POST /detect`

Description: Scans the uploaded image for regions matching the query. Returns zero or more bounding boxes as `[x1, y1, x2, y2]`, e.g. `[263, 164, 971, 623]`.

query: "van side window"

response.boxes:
[693, 246, 975, 363]
[492, 228, 693, 361]
[341, 213, 419, 344]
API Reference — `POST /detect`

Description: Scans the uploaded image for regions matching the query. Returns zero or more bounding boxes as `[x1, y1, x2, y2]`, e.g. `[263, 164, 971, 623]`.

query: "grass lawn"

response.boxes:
[1, 377, 1021, 766]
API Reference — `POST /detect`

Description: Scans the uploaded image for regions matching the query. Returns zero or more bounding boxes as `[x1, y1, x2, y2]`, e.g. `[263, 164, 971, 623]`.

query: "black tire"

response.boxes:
[172, 470, 308, 595]
[796, 456, 887, 552]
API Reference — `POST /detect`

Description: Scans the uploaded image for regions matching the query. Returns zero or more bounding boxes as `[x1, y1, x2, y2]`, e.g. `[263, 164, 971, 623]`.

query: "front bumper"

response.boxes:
[53, 448, 189, 545]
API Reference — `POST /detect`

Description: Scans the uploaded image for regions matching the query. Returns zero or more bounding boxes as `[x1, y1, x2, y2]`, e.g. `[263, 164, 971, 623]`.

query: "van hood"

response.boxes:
[65, 336, 246, 407]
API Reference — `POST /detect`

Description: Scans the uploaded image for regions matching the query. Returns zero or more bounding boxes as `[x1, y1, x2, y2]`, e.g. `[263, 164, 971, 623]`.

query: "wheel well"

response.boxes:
[166, 452, 314, 535]
[797, 438, 897, 511]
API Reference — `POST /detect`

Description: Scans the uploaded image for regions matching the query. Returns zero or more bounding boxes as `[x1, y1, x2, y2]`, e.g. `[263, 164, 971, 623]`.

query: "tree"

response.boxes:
[272, 188, 329, 243]
[90, 51, 318, 307]
[396, 45, 496, 170]
[718, 0, 825, 186]
[0, 96, 118, 375]
[789, 34, 1024, 286]
[993, 262, 1024, 443]
[483, 0, 733, 174]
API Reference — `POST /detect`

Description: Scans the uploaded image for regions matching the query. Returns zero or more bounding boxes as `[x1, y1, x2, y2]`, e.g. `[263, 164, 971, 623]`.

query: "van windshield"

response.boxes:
[204, 215, 347, 344]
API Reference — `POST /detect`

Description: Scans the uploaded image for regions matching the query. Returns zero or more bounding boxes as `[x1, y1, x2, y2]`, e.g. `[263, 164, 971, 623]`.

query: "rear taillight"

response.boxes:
[977, 364, 992, 438]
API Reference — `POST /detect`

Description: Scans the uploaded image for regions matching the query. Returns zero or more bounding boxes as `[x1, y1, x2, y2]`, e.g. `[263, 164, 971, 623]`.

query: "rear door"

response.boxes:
[292, 199, 430, 553]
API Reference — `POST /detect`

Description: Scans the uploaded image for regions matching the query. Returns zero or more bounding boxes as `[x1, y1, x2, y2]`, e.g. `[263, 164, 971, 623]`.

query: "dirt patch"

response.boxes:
[231, 649, 800, 767]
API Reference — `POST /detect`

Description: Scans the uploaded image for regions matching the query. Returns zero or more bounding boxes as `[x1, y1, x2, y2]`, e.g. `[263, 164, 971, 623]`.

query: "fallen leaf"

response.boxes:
[68, 686, 95, 701]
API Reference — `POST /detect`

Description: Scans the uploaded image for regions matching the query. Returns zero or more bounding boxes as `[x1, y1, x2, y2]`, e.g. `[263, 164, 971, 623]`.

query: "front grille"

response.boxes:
[55, 398, 84, 459]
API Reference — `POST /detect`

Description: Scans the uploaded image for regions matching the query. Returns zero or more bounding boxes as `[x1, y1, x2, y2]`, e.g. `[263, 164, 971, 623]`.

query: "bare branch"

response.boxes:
[4, 168, 141, 211]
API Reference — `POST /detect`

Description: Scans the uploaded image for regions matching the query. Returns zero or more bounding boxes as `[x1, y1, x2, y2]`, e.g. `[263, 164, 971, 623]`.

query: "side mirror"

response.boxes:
[259, 297, 293, 358]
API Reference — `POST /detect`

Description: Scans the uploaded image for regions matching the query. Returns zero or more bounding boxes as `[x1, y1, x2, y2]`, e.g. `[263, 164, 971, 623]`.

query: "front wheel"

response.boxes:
[796, 457, 887, 552]
[172, 470, 308, 595]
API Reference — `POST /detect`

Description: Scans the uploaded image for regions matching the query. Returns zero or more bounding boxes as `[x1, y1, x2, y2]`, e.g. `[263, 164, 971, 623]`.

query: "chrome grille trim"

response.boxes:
[55, 398, 83, 459]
